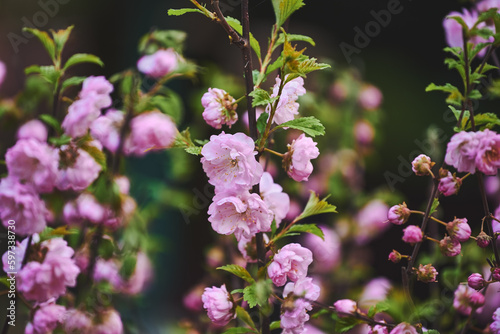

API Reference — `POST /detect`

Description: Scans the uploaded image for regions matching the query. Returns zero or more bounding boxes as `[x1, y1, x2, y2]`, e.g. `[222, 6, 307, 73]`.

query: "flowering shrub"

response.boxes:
[3, 0, 500, 333]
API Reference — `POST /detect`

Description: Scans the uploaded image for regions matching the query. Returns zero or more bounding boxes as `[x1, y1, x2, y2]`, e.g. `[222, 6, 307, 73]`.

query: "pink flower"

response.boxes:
[356, 200, 390, 244]
[183, 285, 204, 312]
[208, 190, 273, 241]
[358, 84, 382, 110]
[268, 243, 313, 286]
[388, 250, 402, 263]
[202, 88, 238, 129]
[334, 299, 357, 317]
[354, 120, 375, 146]
[477, 0, 500, 12]
[443, 9, 490, 58]
[0, 177, 47, 236]
[6, 139, 59, 193]
[411, 154, 434, 176]
[267, 75, 306, 125]
[201, 132, 263, 191]
[79, 76, 113, 109]
[303, 225, 341, 272]
[281, 298, 311, 334]
[63, 193, 106, 225]
[93, 308, 123, 334]
[260, 172, 290, 227]
[330, 80, 348, 102]
[402, 225, 423, 244]
[283, 277, 321, 302]
[29, 301, 66, 334]
[445, 131, 482, 173]
[121, 251, 153, 295]
[237, 234, 270, 263]
[17, 120, 48, 143]
[491, 307, 500, 334]
[123, 111, 177, 156]
[476, 129, 500, 175]
[90, 109, 125, 153]
[57, 147, 102, 191]
[359, 278, 392, 308]
[63, 309, 93, 334]
[389, 323, 417, 334]
[0, 61, 6, 88]
[93, 258, 123, 290]
[468, 273, 485, 290]
[440, 236, 462, 257]
[62, 98, 101, 138]
[137, 49, 179, 78]
[447, 217, 471, 242]
[454, 284, 484, 315]
[18, 238, 80, 302]
[438, 170, 462, 196]
[477, 231, 492, 248]
[387, 202, 410, 225]
[369, 325, 389, 334]
[101, 195, 137, 230]
[202, 284, 235, 326]
[284, 134, 320, 182]
[416, 264, 438, 283]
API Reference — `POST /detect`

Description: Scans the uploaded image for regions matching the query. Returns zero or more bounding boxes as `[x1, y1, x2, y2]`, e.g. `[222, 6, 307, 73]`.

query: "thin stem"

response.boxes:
[424, 236, 441, 244]
[258, 74, 286, 151]
[211, 0, 245, 48]
[264, 147, 283, 157]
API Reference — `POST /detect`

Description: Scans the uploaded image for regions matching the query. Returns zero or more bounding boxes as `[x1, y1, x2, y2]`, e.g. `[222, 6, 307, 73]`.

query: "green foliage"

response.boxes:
[274, 116, 325, 137]
[138, 29, 188, 54]
[274, 33, 315, 52]
[217, 264, 255, 283]
[63, 53, 104, 71]
[61, 76, 87, 94]
[225, 17, 261, 60]
[140, 89, 184, 124]
[249, 88, 278, 107]
[243, 279, 273, 308]
[80, 140, 107, 171]
[235, 306, 256, 330]
[331, 313, 362, 333]
[173, 128, 203, 155]
[51, 26, 74, 59]
[256, 112, 270, 135]
[39, 226, 78, 241]
[98, 238, 116, 260]
[430, 198, 440, 215]
[92, 174, 122, 209]
[25, 65, 61, 88]
[167, 8, 203, 16]
[424, 330, 440, 334]
[119, 254, 137, 280]
[463, 112, 500, 130]
[295, 191, 337, 222]
[272, 0, 305, 27]
[39, 114, 62, 135]
[283, 224, 324, 240]
[221, 328, 256, 334]
[23, 27, 56, 61]
[0, 277, 9, 288]
[425, 83, 463, 106]
[270, 321, 281, 330]
[281, 35, 330, 78]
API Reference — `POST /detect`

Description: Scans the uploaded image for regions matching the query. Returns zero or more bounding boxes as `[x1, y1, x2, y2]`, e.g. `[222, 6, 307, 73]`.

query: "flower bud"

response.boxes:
[469, 291, 485, 308]
[416, 264, 438, 283]
[402, 225, 423, 244]
[438, 170, 462, 196]
[477, 231, 492, 248]
[411, 154, 435, 176]
[387, 203, 411, 225]
[446, 218, 471, 242]
[493, 268, 500, 281]
[334, 299, 357, 317]
[439, 236, 462, 257]
[467, 273, 485, 290]
[201, 88, 238, 129]
[388, 250, 402, 263]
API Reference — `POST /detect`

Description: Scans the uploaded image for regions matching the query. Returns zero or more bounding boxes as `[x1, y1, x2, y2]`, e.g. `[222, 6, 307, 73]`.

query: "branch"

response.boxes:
[211, 0, 245, 48]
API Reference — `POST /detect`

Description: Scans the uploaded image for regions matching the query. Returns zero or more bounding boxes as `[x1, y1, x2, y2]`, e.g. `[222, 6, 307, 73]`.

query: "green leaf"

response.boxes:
[39, 114, 62, 135]
[236, 306, 256, 330]
[98, 237, 115, 260]
[249, 88, 278, 107]
[51, 26, 74, 58]
[221, 328, 255, 334]
[49, 135, 72, 146]
[25, 65, 61, 87]
[173, 128, 203, 156]
[270, 321, 281, 330]
[243, 284, 258, 308]
[295, 191, 337, 222]
[274, 33, 315, 52]
[142, 89, 184, 123]
[167, 8, 203, 16]
[271, 219, 277, 237]
[430, 198, 440, 215]
[469, 89, 482, 100]
[367, 306, 376, 318]
[0, 277, 9, 288]
[61, 76, 86, 94]
[256, 112, 269, 135]
[464, 112, 500, 130]
[274, 116, 325, 137]
[138, 29, 188, 54]
[448, 105, 469, 123]
[23, 27, 56, 61]
[294, 57, 331, 77]
[478, 62, 498, 74]
[374, 302, 390, 313]
[225, 17, 261, 60]
[217, 264, 255, 283]
[425, 83, 464, 106]
[80, 141, 107, 171]
[272, 0, 305, 27]
[284, 224, 324, 240]
[119, 254, 137, 280]
[63, 53, 104, 71]
[331, 313, 362, 333]
[38, 226, 78, 241]
[424, 330, 440, 334]
[243, 279, 273, 308]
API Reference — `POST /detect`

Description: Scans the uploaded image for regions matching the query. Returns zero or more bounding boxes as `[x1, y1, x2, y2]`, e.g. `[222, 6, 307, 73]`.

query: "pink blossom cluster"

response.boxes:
[137, 48, 179, 78]
[445, 130, 500, 175]
[267, 75, 306, 125]
[201, 88, 238, 129]
[281, 277, 320, 333]
[453, 284, 486, 315]
[201, 284, 235, 326]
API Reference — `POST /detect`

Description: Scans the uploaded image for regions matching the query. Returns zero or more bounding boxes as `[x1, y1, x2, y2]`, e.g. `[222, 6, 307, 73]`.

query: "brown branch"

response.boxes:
[211, 0, 245, 48]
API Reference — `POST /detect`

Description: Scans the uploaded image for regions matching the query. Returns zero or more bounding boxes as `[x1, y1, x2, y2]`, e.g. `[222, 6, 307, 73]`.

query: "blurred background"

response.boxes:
[0, 0, 496, 332]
